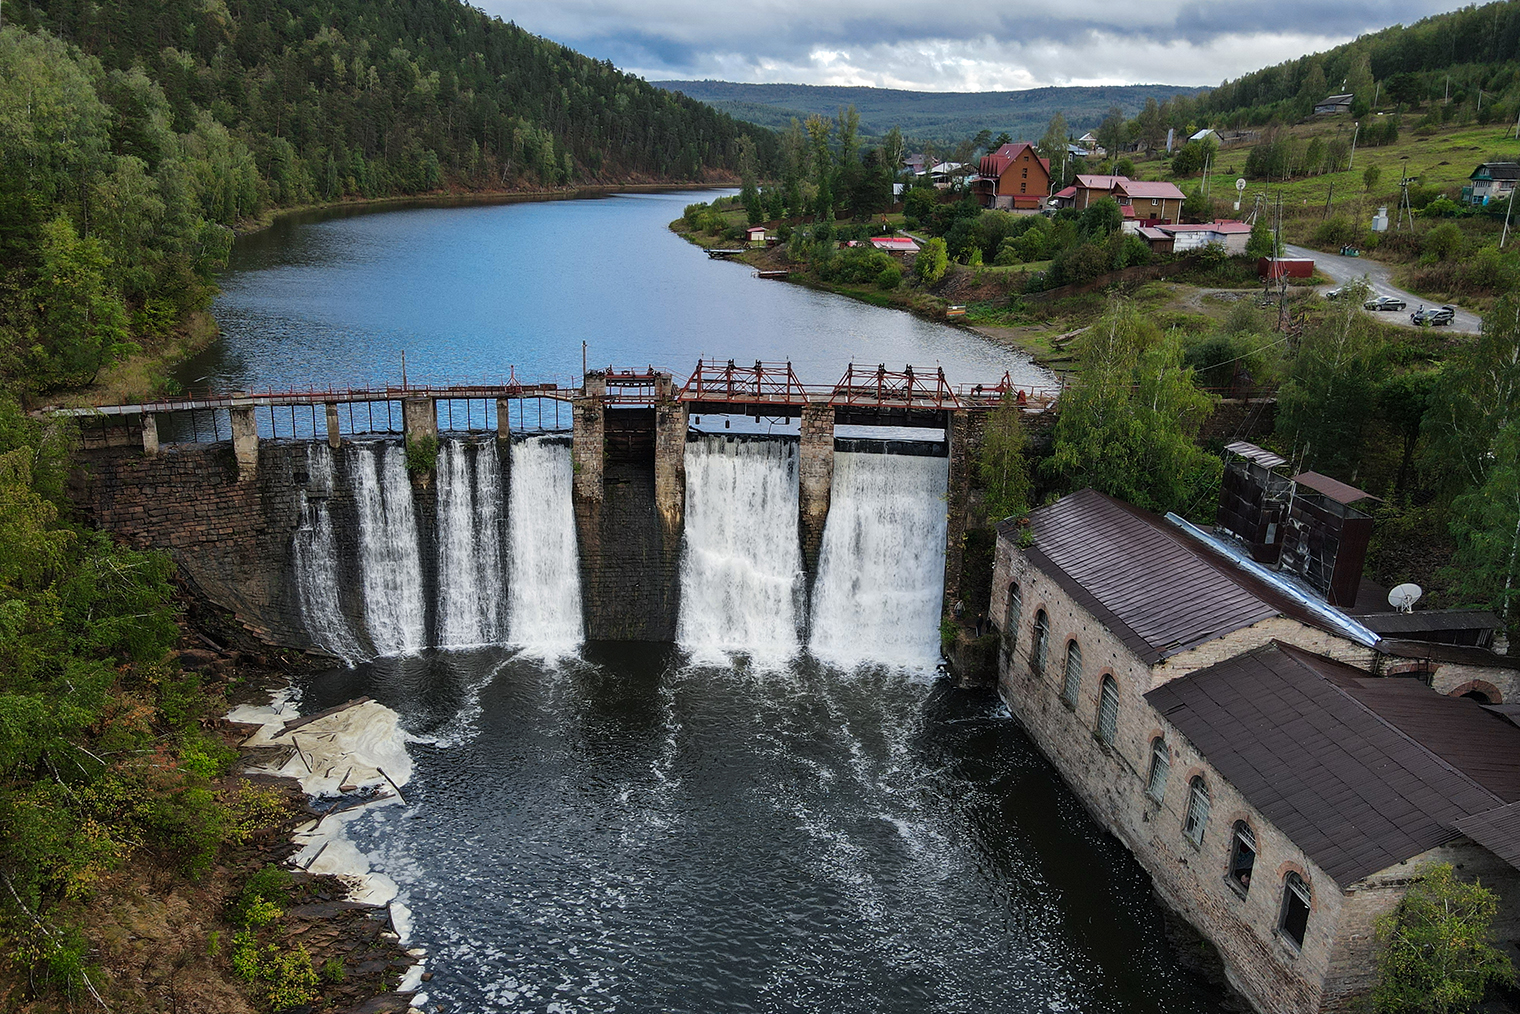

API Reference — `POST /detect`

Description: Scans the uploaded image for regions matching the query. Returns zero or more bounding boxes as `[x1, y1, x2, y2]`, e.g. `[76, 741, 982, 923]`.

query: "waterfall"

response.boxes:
[677, 435, 804, 661]
[349, 442, 428, 656]
[435, 439, 507, 649]
[293, 444, 365, 662]
[808, 451, 948, 669]
[506, 436, 583, 652]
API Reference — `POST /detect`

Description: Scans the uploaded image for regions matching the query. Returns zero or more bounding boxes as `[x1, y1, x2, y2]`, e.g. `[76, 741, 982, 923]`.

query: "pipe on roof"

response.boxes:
[1165, 513, 1381, 649]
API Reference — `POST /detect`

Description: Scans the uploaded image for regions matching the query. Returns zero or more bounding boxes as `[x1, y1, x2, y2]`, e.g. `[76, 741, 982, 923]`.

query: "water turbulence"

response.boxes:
[809, 451, 949, 668]
[506, 436, 583, 651]
[435, 439, 507, 649]
[677, 435, 805, 661]
[293, 444, 365, 662]
[349, 442, 428, 656]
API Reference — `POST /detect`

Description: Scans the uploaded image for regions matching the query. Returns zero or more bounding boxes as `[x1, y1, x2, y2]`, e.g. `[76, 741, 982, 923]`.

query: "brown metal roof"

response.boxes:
[1292, 470, 1381, 505]
[1453, 802, 1520, 871]
[1145, 642, 1511, 887]
[1009, 490, 1280, 663]
[1224, 441, 1287, 469]
[1376, 639, 1520, 671]
[1359, 610, 1502, 636]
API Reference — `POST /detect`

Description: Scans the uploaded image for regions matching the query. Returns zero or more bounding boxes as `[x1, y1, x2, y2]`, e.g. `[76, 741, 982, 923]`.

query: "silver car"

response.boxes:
[1363, 295, 1407, 311]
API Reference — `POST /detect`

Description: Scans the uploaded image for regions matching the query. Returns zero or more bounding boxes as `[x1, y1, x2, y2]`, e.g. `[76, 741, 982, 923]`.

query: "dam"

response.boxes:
[60, 361, 1055, 662]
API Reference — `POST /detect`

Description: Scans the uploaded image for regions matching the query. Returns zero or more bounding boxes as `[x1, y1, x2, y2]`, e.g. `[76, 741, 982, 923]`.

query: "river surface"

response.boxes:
[203, 191, 1221, 1012]
[181, 189, 1052, 392]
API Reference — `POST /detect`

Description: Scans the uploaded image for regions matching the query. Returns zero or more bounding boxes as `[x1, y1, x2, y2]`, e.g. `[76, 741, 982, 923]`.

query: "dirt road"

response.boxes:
[1284, 244, 1482, 334]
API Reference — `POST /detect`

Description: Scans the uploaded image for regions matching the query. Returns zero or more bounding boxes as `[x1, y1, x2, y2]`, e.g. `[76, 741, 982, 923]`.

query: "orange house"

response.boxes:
[973, 143, 1051, 210]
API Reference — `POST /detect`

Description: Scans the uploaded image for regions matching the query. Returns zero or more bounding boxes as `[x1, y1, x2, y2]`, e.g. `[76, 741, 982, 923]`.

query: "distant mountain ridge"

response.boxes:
[653, 80, 1203, 146]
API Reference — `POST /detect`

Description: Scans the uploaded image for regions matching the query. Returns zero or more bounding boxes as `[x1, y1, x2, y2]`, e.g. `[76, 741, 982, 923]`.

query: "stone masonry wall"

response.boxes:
[69, 441, 316, 647]
[989, 537, 1377, 1014]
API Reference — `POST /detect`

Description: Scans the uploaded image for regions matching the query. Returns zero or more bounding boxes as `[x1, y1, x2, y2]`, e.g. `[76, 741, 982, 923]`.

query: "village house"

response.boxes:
[1070, 173, 1127, 209]
[868, 235, 920, 255]
[989, 480, 1520, 1014]
[1464, 162, 1520, 206]
[1144, 219, 1252, 253]
[972, 142, 1051, 210]
[1113, 178, 1187, 223]
[1076, 130, 1104, 156]
[1314, 93, 1354, 116]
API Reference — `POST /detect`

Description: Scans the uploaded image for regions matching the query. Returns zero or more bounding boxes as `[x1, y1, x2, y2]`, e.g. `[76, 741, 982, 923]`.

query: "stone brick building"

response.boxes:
[990, 490, 1520, 1014]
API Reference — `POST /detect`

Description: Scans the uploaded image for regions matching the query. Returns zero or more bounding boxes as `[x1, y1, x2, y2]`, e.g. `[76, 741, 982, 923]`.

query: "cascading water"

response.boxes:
[350, 442, 428, 656]
[677, 435, 805, 661]
[435, 439, 507, 649]
[506, 436, 583, 652]
[293, 444, 365, 662]
[808, 451, 949, 669]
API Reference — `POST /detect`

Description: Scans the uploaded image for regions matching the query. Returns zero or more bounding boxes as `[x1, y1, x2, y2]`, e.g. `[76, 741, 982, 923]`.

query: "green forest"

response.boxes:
[1197, 0, 1520, 125]
[0, 0, 771, 393]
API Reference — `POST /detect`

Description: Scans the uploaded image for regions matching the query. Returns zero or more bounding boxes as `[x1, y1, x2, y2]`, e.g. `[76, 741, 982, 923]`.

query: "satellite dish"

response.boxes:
[1388, 583, 1423, 613]
[1236, 178, 1247, 192]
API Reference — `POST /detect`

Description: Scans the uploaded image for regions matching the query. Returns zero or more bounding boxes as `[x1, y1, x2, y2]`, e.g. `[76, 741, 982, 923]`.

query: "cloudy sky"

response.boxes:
[480, 0, 1468, 91]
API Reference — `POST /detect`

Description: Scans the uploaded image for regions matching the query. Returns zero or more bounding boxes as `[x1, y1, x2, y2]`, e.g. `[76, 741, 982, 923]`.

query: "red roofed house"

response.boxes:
[1071, 174, 1127, 210]
[869, 236, 921, 256]
[1157, 219, 1252, 254]
[1049, 185, 1078, 209]
[973, 142, 1051, 210]
[1113, 179, 1187, 224]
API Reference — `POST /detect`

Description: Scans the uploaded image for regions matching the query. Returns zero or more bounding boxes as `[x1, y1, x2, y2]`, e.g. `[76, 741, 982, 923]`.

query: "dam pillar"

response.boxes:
[495, 398, 512, 444]
[402, 398, 437, 448]
[141, 413, 159, 456]
[230, 404, 259, 479]
[655, 398, 688, 537]
[799, 400, 834, 577]
[573, 373, 606, 504]
[325, 403, 341, 450]
[942, 408, 984, 614]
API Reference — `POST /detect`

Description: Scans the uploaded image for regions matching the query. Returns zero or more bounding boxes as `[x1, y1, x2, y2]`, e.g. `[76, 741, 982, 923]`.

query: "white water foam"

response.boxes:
[506, 437, 584, 653]
[808, 451, 949, 669]
[349, 442, 427, 656]
[677, 436, 805, 663]
[293, 444, 366, 662]
[435, 439, 507, 649]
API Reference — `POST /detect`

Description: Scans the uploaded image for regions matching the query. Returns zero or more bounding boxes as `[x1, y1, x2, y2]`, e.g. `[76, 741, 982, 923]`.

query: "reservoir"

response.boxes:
[196, 191, 1223, 1012]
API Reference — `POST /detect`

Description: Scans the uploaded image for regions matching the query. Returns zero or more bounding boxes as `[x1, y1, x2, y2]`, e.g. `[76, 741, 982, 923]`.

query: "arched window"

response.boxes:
[1145, 739, 1170, 801]
[1031, 610, 1049, 676]
[1096, 674, 1119, 744]
[1061, 639, 1083, 707]
[1228, 822, 1257, 894]
[1279, 873, 1311, 949]
[1004, 583, 1022, 650]
[1183, 776, 1210, 846]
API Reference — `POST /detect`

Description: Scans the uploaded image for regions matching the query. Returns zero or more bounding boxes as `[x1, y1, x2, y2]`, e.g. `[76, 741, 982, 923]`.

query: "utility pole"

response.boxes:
[1348, 121, 1360, 172]
[1502, 179, 1517, 249]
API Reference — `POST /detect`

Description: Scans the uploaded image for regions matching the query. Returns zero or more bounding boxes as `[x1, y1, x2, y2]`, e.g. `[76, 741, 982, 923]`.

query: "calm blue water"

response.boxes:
[182, 190, 1051, 393]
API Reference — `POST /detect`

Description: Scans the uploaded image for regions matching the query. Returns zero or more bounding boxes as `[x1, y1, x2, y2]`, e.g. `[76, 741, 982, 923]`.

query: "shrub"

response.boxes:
[1312, 217, 1361, 250]
[1423, 222, 1463, 261]
[877, 264, 902, 290]
[404, 432, 437, 475]
[1373, 862, 1515, 1013]
[914, 238, 949, 286]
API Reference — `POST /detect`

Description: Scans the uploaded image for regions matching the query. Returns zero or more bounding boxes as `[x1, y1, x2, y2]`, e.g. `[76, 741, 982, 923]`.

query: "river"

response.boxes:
[201, 191, 1222, 1013]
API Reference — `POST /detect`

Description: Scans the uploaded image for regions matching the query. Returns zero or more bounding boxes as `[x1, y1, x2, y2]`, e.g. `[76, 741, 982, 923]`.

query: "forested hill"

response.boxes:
[653, 80, 1202, 146]
[1197, 0, 1520, 124]
[0, 0, 772, 392]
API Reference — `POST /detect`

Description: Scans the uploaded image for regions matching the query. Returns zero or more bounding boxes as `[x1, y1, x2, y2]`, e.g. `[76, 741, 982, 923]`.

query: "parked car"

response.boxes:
[1325, 286, 1346, 299]
[1411, 305, 1456, 326]
[1364, 295, 1407, 311]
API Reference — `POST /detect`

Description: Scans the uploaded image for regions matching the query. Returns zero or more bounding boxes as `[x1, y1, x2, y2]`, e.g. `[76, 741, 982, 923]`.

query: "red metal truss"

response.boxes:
[680, 359, 808, 405]
[829, 364, 961, 410]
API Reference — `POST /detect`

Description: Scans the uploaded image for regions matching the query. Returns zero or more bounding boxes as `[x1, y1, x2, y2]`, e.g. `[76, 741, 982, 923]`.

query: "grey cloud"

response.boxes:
[484, 0, 1469, 87]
